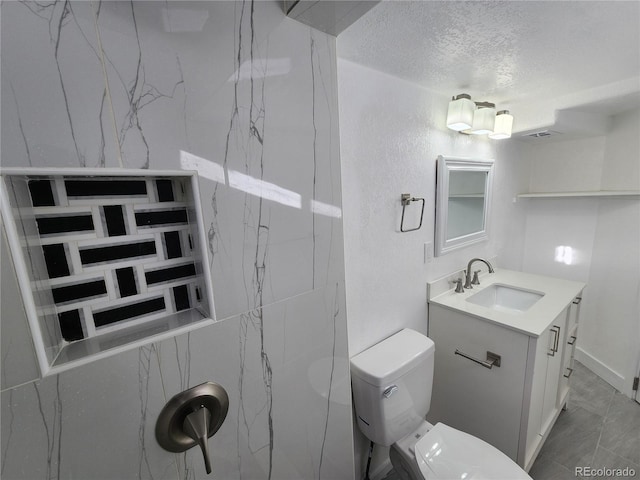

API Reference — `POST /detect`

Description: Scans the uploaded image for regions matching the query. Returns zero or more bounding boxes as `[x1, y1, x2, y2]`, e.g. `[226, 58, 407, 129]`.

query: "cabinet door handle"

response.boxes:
[573, 297, 582, 305]
[564, 367, 574, 378]
[454, 349, 501, 369]
[548, 325, 561, 356]
[567, 335, 577, 346]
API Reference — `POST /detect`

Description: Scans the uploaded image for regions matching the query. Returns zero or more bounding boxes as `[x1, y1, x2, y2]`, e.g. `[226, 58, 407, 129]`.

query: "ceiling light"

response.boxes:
[470, 102, 496, 135]
[447, 95, 513, 140]
[489, 110, 514, 139]
[446, 94, 475, 131]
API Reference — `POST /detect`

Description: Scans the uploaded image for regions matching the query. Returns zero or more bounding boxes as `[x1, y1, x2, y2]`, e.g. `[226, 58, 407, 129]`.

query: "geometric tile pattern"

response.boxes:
[27, 176, 203, 342]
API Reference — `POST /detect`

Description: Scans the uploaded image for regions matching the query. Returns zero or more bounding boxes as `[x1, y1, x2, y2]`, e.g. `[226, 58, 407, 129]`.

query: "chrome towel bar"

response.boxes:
[455, 349, 502, 369]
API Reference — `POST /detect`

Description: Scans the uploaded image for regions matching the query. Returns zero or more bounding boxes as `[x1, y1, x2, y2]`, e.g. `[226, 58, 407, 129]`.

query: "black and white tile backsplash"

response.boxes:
[25, 175, 205, 342]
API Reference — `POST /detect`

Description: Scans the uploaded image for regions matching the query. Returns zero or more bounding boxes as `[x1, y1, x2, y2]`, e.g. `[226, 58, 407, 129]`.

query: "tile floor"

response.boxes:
[529, 361, 640, 480]
[380, 361, 640, 480]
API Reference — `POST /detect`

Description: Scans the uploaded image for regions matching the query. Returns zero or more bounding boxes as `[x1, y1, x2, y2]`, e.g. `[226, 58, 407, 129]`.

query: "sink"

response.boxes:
[466, 284, 544, 312]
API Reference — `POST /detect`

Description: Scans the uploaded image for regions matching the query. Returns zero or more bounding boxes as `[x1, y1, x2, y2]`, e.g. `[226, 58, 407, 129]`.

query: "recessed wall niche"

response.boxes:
[0, 169, 215, 376]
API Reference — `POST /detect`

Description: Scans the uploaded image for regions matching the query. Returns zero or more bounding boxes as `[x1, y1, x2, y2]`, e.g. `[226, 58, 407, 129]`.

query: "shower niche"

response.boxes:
[0, 168, 215, 376]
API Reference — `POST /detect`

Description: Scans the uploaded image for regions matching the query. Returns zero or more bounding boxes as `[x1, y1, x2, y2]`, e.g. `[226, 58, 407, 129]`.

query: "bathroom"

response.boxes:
[0, 1, 638, 479]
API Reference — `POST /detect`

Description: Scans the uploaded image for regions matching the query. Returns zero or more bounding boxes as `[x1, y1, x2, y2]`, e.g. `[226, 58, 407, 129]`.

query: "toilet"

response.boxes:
[350, 329, 532, 480]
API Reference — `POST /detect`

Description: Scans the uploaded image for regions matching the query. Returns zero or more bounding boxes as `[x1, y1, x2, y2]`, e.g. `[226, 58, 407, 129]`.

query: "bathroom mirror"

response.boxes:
[434, 155, 494, 256]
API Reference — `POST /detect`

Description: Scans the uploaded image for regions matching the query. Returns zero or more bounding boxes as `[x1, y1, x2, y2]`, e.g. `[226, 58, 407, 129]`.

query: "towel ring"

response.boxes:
[400, 193, 425, 233]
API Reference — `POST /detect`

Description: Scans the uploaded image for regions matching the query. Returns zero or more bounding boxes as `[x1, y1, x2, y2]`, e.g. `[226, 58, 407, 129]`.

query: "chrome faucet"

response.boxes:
[464, 258, 495, 289]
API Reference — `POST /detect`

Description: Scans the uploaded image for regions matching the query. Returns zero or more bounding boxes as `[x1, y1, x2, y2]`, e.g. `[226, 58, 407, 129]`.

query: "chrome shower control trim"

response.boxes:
[156, 382, 229, 475]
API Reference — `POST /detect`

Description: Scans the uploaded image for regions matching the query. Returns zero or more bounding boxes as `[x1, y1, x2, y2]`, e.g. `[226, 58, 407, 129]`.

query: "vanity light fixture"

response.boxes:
[446, 94, 475, 131]
[470, 102, 496, 135]
[489, 110, 514, 139]
[446, 94, 513, 139]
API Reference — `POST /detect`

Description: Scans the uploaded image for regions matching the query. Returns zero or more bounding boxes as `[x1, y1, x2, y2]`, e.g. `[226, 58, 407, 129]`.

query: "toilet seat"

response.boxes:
[414, 423, 532, 480]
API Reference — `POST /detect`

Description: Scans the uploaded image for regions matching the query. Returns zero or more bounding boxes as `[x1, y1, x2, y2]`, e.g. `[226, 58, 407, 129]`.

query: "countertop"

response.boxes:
[428, 269, 585, 337]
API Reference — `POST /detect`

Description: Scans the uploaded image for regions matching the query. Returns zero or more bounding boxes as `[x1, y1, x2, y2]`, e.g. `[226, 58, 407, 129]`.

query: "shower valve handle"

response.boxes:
[156, 382, 229, 476]
[183, 406, 213, 474]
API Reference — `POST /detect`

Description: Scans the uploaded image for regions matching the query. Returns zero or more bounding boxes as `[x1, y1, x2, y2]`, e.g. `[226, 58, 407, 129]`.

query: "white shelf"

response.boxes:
[517, 190, 640, 199]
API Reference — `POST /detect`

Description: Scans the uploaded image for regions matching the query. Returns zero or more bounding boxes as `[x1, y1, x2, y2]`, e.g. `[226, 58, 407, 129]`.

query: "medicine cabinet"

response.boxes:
[434, 156, 494, 256]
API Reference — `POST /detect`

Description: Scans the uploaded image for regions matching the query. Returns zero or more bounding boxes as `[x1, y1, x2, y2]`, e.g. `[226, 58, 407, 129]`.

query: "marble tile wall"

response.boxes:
[1, 1, 352, 479]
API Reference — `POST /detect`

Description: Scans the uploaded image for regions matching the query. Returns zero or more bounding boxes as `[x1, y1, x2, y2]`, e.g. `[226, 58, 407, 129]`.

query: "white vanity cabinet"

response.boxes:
[524, 307, 569, 466]
[428, 304, 531, 462]
[427, 273, 584, 472]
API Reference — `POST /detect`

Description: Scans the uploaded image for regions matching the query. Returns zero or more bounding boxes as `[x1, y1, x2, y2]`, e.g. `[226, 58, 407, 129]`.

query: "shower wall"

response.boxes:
[0, 1, 353, 479]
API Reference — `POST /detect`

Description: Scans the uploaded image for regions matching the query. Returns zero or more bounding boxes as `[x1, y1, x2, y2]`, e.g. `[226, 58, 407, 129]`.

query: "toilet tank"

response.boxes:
[350, 329, 435, 446]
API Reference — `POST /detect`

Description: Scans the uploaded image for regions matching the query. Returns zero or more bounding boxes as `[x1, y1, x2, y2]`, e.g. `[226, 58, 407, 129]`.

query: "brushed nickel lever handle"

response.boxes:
[156, 382, 229, 475]
[183, 406, 213, 474]
[450, 278, 464, 293]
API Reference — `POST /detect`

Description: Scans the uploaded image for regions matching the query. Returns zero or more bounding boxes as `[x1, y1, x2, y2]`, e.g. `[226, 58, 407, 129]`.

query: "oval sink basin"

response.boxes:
[466, 284, 544, 312]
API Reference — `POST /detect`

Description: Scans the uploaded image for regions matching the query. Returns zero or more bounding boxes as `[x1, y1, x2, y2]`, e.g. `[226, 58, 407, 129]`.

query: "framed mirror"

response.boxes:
[435, 155, 494, 256]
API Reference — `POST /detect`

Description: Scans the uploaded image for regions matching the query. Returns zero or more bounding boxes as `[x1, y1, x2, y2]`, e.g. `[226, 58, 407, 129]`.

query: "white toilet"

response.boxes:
[350, 328, 532, 480]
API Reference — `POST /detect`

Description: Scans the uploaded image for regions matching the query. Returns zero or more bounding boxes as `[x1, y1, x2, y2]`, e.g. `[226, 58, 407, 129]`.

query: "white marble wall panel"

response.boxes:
[1, 1, 352, 479]
[1, 2, 119, 168]
[167, 286, 351, 480]
[1, 285, 351, 480]
[94, 1, 189, 169]
[1, 341, 175, 480]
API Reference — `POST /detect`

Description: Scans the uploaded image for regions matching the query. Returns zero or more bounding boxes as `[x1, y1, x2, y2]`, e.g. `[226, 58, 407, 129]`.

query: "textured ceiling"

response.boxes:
[337, 0, 640, 120]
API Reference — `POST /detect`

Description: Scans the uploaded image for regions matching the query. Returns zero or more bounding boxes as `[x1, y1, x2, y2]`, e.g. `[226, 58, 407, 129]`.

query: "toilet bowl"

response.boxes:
[350, 329, 532, 480]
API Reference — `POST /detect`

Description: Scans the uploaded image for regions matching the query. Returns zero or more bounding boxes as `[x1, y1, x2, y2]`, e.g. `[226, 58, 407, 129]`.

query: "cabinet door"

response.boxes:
[540, 309, 568, 434]
[428, 304, 529, 462]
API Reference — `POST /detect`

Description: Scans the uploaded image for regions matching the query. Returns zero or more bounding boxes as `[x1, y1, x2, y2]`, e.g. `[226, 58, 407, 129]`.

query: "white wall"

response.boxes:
[337, 58, 530, 479]
[601, 108, 640, 191]
[521, 108, 640, 396]
[338, 59, 530, 356]
[580, 109, 640, 395]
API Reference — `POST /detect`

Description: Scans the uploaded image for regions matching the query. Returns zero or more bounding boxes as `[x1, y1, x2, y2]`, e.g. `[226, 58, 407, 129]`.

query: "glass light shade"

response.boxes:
[470, 104, 496, 135]
[489, 110, 513, 139]
[446, 94, 475, 131]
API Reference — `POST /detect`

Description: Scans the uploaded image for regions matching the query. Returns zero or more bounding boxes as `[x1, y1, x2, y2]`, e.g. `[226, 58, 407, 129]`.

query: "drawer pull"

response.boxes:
[548, 325, 561, 356]
[568, 335, 577, 346]
[573, 297, 582, 305]
[564, 367, 574, 378]
[455, 349, 501, 369]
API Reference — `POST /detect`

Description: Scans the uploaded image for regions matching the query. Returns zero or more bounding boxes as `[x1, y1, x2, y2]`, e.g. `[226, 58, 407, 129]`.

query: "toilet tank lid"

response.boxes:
[350, 329, 435, 386]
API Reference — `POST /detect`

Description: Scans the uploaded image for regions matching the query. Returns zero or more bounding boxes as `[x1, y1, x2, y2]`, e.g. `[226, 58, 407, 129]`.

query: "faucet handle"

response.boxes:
[463, 269, 473, 289]
[471, 270, 481, 285]
[450, 278, 464, 293]
[183, 406, 213, 474]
